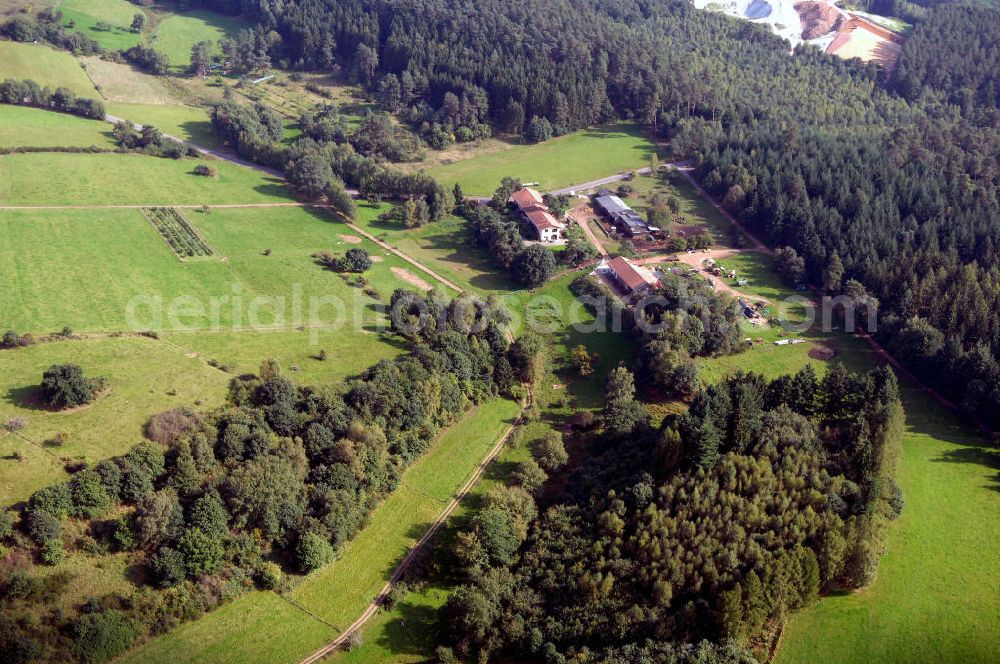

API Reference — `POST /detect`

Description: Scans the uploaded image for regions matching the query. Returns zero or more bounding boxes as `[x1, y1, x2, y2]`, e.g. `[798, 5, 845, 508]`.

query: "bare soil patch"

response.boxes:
[339, 234, 363, 244]
[369, 255, 385, 263]
[391, 267, 432, 291]
[795, 1, 844, 39]
[809, 346, 838, 361]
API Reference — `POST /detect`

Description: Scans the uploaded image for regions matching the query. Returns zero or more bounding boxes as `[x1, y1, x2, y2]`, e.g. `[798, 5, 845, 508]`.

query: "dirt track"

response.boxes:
[638, 248, 772, 304]
[567, 202, 609, 257]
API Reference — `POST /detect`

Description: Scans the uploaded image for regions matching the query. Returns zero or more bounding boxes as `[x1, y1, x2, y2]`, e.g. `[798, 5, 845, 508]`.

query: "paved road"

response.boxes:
[549, 166, 653, 196]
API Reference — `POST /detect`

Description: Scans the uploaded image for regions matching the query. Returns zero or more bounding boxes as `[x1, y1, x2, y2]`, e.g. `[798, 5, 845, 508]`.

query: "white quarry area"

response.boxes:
[694, 0, 807, 45]
[693, 0, 852, 50]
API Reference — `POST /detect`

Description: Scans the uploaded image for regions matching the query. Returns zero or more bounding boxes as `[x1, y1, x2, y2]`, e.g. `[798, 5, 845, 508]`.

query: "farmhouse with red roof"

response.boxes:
[509, 187, 565, 243]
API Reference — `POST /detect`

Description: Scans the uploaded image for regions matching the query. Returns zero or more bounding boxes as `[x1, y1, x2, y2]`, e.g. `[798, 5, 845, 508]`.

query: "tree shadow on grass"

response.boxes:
[405, 520, 435, 540]
[374, 596, 441, 658]
[178, 120, 215, 146]
[4, 385, 44, 411]
[253, 181, 291, 198]
[932, 445, 1000, 493]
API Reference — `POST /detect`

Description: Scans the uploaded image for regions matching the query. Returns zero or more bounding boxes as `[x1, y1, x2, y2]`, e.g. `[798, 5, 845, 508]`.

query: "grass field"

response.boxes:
[351, 205, 518, 294]
[0, 105, 115, 148]
[104, 102, 219, 146]
[159, 329, 404, 385]
[120, 397, 521, 664]
[422, 123, 659, 196]
[58, 0, 145, 51]
[0, 205, 424, 333]
[0, 336, 228, 505]
[0, 152, 290, 205]
[0, 41, 99, 98]
[150, 10, 248, 70]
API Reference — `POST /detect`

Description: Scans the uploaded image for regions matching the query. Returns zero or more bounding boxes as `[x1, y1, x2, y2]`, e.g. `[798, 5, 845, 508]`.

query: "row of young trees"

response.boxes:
[0, 79, 105, 120]
[0, 291, 525, 663]
[439, 363, 903, 662]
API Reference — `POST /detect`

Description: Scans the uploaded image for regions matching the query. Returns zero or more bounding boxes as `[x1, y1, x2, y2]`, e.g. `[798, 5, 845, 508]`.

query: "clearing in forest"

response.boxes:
[149, 10, 249, 70]
[423, 122, 660, 196]
[57, 0, 146, 51]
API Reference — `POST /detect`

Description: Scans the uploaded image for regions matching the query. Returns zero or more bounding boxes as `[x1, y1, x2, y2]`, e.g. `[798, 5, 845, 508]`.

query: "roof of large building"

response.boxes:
[594, 194, 630, 215]
[607, 256, 659, 292]
[617, 210, 649, 232]
[510, 187, 545, 210]
[524, 206, 560, 231]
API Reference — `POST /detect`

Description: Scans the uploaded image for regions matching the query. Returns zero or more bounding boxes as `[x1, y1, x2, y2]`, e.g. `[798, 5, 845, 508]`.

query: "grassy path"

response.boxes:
[120, 398, 520, 664]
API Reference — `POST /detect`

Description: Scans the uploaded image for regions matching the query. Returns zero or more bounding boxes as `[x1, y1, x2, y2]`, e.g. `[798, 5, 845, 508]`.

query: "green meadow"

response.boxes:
[105, 102, 219, 146]
[0, 152, 290, 205]
[0, 204, 430, 335]
[0, 105, 115, 148]
[120, 397, 521, 664]
[424, 123, 660, 195]
[58, 0, 146, 51]
[159, 329, 404, 385]
[0, 336, 228, 505]
[150, 10, 249, 70]
[0, 41, 99, 97]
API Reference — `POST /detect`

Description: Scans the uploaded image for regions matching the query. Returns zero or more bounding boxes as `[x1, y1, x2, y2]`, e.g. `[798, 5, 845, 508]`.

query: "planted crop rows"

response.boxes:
[142, 206, 214, 259]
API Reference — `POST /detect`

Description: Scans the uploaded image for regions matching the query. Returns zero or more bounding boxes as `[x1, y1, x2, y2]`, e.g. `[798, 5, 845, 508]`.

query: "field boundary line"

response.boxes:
[273, 592, 344, 634]
[399, 481, 449, 505]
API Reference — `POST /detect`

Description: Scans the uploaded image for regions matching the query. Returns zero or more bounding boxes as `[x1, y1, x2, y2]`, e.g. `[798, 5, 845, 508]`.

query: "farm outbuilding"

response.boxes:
[593, 194, 659, 238]
[606, 256, 660, 296]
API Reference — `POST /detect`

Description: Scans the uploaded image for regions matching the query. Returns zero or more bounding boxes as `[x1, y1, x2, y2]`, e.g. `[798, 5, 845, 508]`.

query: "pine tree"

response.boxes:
[743, 570, 769, 633]
[716, 586, 744, 640]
